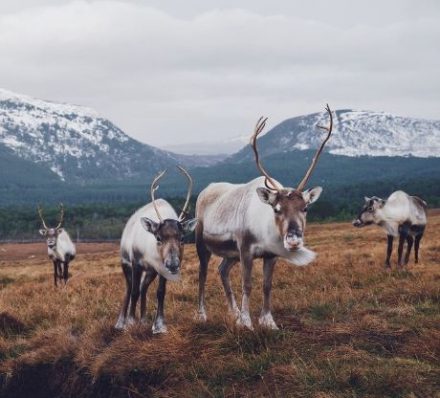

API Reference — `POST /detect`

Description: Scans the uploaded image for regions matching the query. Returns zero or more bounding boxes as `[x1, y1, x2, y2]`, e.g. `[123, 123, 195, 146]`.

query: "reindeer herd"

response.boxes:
[36, 105, 428, 334]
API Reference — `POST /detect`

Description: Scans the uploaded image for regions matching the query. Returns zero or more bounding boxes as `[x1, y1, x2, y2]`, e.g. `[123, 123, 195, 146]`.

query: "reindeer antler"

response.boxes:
[150, 170, 167, 223]
[37, 204, 49, 230]
[250, 116, 280, 192]
[177, 166, 193, 221]
[55, 203, 65, 229]
[296, 104, 333, 191]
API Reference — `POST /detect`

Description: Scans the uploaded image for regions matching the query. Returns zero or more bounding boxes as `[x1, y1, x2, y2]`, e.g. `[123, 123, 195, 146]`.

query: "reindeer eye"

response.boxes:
[367, 207, 374, 212]
[302, 207, 308, 212]
[156, 236, 162, 244]
[273, 205, 281, 214]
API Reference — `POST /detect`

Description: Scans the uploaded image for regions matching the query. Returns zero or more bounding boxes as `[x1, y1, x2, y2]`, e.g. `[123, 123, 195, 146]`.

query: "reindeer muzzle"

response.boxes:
[352, 219, 364, 227]
[284, 233, 303, 251]
[165, 258, 180, 275]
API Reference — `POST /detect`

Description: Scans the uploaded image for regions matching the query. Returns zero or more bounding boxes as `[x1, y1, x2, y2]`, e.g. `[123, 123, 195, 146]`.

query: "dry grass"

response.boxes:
[0, 215, 439, 398]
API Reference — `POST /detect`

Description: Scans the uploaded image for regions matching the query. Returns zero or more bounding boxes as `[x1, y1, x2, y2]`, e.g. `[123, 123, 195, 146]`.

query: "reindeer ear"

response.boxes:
[141, 217, 159, 234]
[182, 218, 198, 234]
[256, 188, 278, 206]
[39, 229, 47, 237]
[303, 186, 322, 205]
[364, 196, 371, 203]
[56, 228, 64, 235]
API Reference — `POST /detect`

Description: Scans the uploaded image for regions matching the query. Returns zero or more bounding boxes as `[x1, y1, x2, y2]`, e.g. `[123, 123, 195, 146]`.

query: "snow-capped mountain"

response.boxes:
[0, 88, 216, 182]
[229, 109, 440, 163]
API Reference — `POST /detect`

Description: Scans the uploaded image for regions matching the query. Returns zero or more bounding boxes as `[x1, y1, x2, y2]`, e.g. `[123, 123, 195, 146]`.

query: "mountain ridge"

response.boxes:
[227, 108, 440, 164]
[0, 88, 218, 183]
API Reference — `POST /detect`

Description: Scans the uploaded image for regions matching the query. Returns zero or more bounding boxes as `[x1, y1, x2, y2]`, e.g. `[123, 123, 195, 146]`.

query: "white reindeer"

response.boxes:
[195, 105, 334, 330]
[353, 191, 427, 268]
[38, 204, 76, 286]
[115, 167, 198, 333]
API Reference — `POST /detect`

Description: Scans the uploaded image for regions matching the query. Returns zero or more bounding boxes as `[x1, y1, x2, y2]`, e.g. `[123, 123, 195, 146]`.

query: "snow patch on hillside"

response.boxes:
[291, 110, 440, 158]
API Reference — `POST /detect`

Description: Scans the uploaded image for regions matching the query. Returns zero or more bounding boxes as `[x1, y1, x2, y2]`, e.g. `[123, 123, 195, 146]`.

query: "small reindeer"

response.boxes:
[115, 167, 198, 333]
[38, 204, 76, 286]
[353, 191, 427, 268]
[195, 105, 334, 330]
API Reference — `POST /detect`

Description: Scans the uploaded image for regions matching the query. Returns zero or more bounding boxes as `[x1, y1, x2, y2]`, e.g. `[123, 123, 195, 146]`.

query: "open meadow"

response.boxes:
[0, 214, 439, 398]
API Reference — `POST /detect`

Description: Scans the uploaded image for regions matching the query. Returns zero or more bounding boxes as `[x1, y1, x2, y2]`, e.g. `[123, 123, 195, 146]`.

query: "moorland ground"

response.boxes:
[0, 213, 439, 397]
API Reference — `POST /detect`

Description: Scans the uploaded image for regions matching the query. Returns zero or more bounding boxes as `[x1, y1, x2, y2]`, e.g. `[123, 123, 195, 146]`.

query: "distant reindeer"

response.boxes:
[353, 191, 427, 268]
[195, 105, 334, 330]
[38, 204, 76, 286]
[115, 167, 198, 333]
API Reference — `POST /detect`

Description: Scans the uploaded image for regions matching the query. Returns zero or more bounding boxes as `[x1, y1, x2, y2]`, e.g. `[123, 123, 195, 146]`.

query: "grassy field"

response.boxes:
[0, 214, 439, 398]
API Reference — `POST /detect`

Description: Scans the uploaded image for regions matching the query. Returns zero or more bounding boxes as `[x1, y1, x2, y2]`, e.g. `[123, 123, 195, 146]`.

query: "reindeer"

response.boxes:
[195, 105, 334, 330]
[38, 204, 76, 286]
[352, 191, 427, 268]
[115, 167, 198, 333]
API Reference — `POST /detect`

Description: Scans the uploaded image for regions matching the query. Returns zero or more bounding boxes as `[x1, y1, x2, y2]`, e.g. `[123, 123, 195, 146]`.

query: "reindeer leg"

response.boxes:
[259, 257, 278, 330]
[414, 232, 423, 264]
[126, 262, 142, 326]
[56, 261, 62, 281]
[385, 235, 393, 268]
[63, 261, 69, 284]
[115, 260, 132, 330]
[195, 226, 211, 321]
[218, 257, 239, 318]
[237, 248, 254, 330]
[397, 233, 406, 269]
[53, 261, 58, 287]
[404, 236, 414, 266]
[152, 276, 167, 334]
[140, 268, 157, 325]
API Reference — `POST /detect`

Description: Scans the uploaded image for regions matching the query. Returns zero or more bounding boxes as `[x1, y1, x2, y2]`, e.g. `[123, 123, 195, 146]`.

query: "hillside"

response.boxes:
[228, 109, 440, 163]
[0, 88, 218, 183]
[0, 91, 439, 207]
[0, 215, 439, 397]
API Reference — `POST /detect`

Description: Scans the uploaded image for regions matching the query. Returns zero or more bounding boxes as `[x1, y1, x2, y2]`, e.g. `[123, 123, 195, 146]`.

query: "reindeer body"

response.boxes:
[197, 177, 316, 265]
[353, 190, 427, 268]
[115, 168, 197, 333]
[120, 200, 181, 282]
[47, 229, 76, 263]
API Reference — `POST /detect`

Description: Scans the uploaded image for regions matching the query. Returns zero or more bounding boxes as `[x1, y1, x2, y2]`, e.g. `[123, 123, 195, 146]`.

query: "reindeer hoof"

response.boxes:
[125, 317, 136, 328]
[114, 320, 126, 330]
[236, 313, 254, 330]
[194, 311, 207, 322]
[258, 313, 279, 330]
[151, 319, 168, 334]
[229, 307, 240, 320]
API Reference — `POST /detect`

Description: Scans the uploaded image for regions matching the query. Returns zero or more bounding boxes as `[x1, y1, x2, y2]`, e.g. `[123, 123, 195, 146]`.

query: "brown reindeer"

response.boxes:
[195, 105, 334, 330]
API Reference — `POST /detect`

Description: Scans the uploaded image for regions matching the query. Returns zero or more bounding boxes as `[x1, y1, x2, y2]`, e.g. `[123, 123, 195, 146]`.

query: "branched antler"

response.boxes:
[250, 116, 280, 192]
[177, 166, 193, 221]
[296, 104, 333, 191]
[37, 205, 49, 230]
[55, 203, 65, 229]
[150, 170, 167, 223]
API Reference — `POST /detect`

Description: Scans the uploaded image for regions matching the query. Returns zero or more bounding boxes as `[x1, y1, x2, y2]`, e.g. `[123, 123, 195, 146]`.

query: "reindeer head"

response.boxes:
[141, 167, 198, 275]
[250, 105, 332, 252]
[352, 196, 386, 228]
[38, 204, 65, 250]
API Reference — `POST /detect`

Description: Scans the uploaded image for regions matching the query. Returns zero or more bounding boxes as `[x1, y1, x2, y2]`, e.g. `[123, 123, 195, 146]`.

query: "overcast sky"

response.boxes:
[0, 0, 439, 150]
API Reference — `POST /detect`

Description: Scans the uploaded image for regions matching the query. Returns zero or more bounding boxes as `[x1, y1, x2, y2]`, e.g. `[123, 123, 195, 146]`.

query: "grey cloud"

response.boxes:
[0, 0, 439, 148]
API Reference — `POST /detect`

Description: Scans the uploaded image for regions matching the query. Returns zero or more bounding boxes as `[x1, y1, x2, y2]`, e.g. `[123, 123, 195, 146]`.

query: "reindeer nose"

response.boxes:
[287, 229, 303, 239]
[165, 259, 180, 274]
[352, 219, 362, 227]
